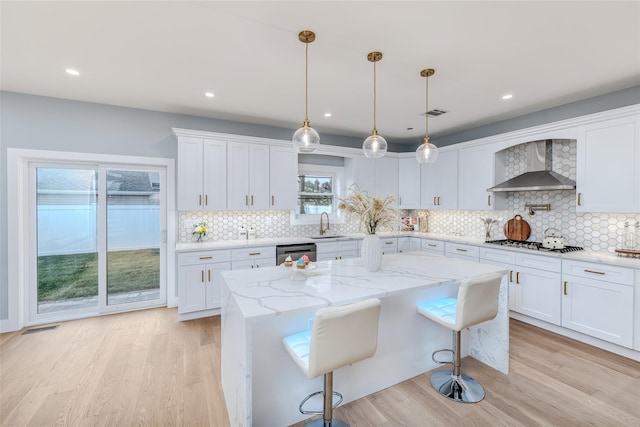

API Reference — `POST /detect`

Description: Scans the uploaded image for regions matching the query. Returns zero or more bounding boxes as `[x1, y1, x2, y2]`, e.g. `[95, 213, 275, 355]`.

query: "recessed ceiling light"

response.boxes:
[205, 92, 215, 98]
[324, 113, 332, 117]
[502, 94, 513, 100]
[65, 68, 80, 76]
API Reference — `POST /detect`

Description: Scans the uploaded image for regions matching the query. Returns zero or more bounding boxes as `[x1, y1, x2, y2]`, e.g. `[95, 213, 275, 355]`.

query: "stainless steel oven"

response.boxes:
[276, 243, 317, 265]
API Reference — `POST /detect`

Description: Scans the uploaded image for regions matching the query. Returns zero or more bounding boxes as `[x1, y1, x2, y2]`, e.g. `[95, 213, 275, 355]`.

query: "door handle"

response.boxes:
[199, 256, 213, 260]
[251, 195, 254, 206]
[433, 196, 437, 206]
[456, 248, 467, 252]
[245, 195, 249, 206]
[487, 195, 491, 206]
[205, 195, 208, 206]
[516, 271, 520, 284]
[208, 270, 211, 282]
[509, 271, 513, 283]
[563, 281, 568, 295]
[584, 269, 605, 275]
[199, 195, 202, 206]
[577, 192, 582, 206]
[201, 270, 204, 283]
[272, 195, 275, 206]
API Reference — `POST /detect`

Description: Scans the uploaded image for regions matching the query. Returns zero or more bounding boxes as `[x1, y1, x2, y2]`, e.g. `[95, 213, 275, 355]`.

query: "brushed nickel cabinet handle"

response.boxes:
[251, 195, 254, 206]
[249, 252, 261, 256]
[433, 196, 437, 206]
[577, 192, 582, 206]
[399, 197, 402, 205]
[488, 195, 491, 206]
[509, 271, 513, 283]
[199, 256, 213, 260]
[201, 270, 204, 283]
[199, 195, 202, 206]
[584, 269, 605, 275]
[245, 195, 249, 206]
[256, 264, 260, 268]
[272, 195, 275, 206]
[516, 272, 520, 284]
[456, 248, 468, 252]
[437, 196, 441, 205]
[564, 281, 568, 295]
[427, 243, 437, 247]
[205, 195, 208, 206]
[385, 241, 394, 245]
[208, 270, 211, 282]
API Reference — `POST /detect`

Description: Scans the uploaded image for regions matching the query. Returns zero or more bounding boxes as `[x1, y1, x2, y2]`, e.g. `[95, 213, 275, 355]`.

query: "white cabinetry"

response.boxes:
[561, 259, 634, 348]
[635, 270, 640, 351]
[177, 137, 227, 211]
[316, 240, 359, 261]
[458, 145, 494, 210]
[379, 237, 398, 255]
[480, 248, 561, 325]
[231, 246, 276, 270]
[345, 157, 375, 194]
[420, 150, 458, 209]
[398, 237, 420, 253]
[445, 242, 479, 261]
[374, 157, 399, 200]
[421, 239, 445, 255]
[177, 250, 231, 318]
[227, 142, 270, 211]
[269, 146, 298, 210]
[576, 114, 640, 213]
[398, 157, 421, 209]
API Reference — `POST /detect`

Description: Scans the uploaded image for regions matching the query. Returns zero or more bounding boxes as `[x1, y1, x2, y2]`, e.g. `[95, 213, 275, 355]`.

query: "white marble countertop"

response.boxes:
[220, 252, 507, 320]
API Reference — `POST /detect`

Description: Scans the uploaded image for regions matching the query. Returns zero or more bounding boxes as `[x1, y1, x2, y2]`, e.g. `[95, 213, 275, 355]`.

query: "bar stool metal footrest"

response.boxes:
[431, 348, 454, 365]
[430, 370, 485, 403]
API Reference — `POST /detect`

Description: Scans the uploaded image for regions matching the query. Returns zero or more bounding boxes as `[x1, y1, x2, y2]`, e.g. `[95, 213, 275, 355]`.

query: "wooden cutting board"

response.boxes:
[503, 214, 531, 241]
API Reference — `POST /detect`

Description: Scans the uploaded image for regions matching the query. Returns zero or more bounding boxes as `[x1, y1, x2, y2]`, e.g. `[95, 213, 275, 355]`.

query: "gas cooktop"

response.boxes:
[485, 239, 584, 253]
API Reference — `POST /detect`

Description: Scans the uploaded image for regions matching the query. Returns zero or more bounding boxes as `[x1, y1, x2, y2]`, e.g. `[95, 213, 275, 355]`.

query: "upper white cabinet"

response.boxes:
[227, 142, 270, 210]
[374, 157, 399, 200]
[177, 136, 227, 211]
[420, 150, 458, 210]
[576, 114, 640, 213]
[398, 157, 421, 209]
[458, 145, 494, 210]
[345, 157, 375, 194]
[269, 146, 298, 210]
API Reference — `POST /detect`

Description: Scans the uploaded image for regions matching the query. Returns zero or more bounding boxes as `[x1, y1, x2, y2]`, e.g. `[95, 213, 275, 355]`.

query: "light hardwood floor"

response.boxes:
[1, 308, 639, 426]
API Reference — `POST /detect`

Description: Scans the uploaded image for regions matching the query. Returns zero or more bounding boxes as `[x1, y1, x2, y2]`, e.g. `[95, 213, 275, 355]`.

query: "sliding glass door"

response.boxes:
[30, 163, 166, 322]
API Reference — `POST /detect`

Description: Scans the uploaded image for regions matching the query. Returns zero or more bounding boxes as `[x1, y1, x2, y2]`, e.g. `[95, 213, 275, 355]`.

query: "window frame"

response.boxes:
[290, 164, 345, 226]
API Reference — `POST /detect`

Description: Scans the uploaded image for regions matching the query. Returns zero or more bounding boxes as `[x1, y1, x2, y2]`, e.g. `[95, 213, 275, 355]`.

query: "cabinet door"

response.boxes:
[576, 115, 640, 213]
[345, 157, 375, 194]
[398, 158, 421, 209]
[249, 144, 270, 210]
[517, 267, 561, 326]
[458, 145, 494, 210]
[177, 137, 204, 211]
[203, 139, 227, 210]
[562, 275, 633, 347]
[397, 237, 410, 253]
[374, 157, 399, 200]
[178, 264, 206, 314]
[227, 142, 250, 210]
[421, 150, 457, 209]
[205, 263, 230, 309]
[482, 260, 516, 311]
[269, 145, 298, 210]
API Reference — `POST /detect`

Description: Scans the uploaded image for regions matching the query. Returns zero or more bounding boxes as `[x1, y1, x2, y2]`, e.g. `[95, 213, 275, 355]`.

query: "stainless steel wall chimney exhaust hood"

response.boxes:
[488, 140, 576, 192]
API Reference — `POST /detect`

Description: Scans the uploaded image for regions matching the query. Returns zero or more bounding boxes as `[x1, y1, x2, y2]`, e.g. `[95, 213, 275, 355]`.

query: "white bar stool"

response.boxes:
[283, 298, 382, 427]
[417, 272, 502, 403]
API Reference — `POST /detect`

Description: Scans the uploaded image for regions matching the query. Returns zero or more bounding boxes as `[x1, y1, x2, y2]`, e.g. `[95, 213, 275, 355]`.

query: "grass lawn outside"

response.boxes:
[38, 249, 160, 302]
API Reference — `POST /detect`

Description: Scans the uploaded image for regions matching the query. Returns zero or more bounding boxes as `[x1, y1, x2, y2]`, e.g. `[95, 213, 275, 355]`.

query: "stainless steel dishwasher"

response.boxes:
[275, 243, 317, 265]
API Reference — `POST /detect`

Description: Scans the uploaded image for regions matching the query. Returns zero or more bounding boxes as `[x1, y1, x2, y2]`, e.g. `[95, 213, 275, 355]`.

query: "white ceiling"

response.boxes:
[2, 1, 639, 144]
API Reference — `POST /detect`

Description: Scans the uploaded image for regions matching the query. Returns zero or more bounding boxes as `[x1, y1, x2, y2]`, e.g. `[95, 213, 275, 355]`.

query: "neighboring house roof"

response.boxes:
[37, 169, 159, 193]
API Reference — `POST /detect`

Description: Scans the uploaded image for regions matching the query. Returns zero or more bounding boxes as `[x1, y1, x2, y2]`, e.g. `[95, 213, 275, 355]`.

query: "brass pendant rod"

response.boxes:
[373, 59, 377, 131]
[424, 72, 428, 136]
[305, 41, 309, 122]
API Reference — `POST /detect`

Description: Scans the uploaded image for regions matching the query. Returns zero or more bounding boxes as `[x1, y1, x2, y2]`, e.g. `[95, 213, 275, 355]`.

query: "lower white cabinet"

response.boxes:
[231, 246, 276, 270]
[445, 242, 479, 261]
[397, 237, 420, 253]
[561, 260, 634, 348]
[177, 250, 231, 315]
[379, 237, 398, 255]
[420, 239, 445, 255]
[317, 240, 359, 261]
[481, 248, 561, 326]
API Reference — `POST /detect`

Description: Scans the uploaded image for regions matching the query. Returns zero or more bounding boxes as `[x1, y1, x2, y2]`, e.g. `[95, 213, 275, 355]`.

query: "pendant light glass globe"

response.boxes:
[293, 121, 320, 154]
[363, 130, 388, 158]
[415, 136, 439, 163]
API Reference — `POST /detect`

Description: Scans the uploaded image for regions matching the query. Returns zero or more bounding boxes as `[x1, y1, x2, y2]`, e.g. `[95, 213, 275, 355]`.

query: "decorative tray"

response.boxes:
[614, 248, 640, 259]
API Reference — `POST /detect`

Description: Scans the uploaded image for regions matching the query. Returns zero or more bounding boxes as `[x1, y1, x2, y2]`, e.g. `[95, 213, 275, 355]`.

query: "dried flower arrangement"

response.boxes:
[338, 186, 399, 235]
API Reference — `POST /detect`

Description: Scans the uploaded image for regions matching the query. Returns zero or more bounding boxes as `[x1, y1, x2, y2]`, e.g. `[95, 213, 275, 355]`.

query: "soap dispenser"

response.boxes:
[238, 226, 247, 240]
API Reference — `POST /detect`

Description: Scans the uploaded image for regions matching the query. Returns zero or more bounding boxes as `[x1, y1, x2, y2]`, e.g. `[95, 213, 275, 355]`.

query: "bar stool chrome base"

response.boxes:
[304, 417, 350, 427]
[430, 369, 485, 403]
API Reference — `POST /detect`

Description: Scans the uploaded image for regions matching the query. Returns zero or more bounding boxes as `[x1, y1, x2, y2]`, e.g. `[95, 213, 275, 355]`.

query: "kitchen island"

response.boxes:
[220, 252, 509, 427]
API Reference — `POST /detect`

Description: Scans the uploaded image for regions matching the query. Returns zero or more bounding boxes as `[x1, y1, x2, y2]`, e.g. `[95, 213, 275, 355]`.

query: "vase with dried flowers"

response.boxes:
[338, 186, 398, 271]
[192, 222, 208, 242]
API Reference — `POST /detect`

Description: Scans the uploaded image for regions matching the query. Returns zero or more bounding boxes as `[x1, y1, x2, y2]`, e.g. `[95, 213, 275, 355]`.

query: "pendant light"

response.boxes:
[292, 30, 320, 154]
[362, 51, 388, 158]
[415, 68, 439, 164]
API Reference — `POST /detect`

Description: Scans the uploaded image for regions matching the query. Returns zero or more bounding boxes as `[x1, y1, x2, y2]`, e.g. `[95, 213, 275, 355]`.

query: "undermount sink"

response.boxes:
[308, 235, 347, 240]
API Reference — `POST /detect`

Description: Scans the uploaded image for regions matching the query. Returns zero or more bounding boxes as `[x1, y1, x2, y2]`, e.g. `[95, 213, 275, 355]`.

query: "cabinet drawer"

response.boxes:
[231, 246, 275, 262]
[445, 242, 480, 259]
[516, 252, 561, 273]
[380, 238, 398, 249]
[421, 239, 445, 255]
[178, 250, 231, 266]
[338, 240, 359, 252]
[316, 242, 339, 254]
[480, 247, 516, 265]
[562, 259, 633, 284]
[340, 250, 358, 259]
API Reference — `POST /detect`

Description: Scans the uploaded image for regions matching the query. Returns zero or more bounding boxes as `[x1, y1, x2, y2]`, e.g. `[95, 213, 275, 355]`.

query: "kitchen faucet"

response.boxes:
[319, 212, 330, 235]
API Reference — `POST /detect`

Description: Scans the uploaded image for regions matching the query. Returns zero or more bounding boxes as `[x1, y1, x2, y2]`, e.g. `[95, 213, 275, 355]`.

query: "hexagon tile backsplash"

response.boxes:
[178, 141, 639, 252]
